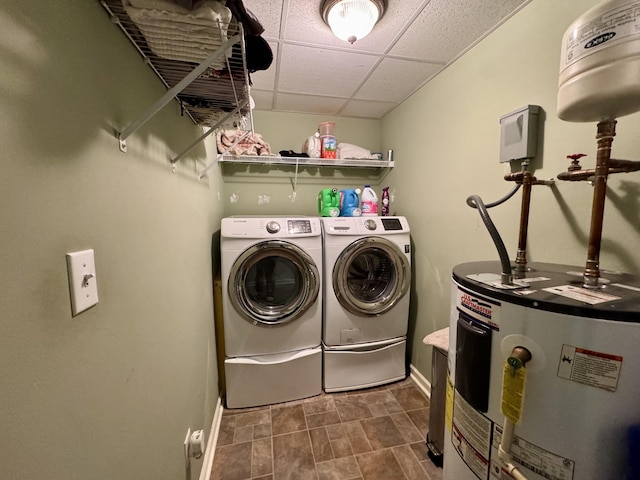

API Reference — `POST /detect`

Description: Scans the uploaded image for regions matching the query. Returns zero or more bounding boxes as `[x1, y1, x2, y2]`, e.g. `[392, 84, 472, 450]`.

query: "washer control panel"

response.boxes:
[287, 219, 312, 234]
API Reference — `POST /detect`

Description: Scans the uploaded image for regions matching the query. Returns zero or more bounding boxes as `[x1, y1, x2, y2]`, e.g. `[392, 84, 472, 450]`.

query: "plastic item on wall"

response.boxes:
[558, 0, 640, 122]
[337, 143, 377, 160]
[381, 187, 390, 216]
[361, 185, 378, 216]
[318, 188, 340, 217]
[339, 189, 361, 217]
[321, 135, 337, 159]
[319, 122, 335, 136]
[303, 132, 321, 157]
[319, 121, 337, 159]
[499, 105, 540, 163]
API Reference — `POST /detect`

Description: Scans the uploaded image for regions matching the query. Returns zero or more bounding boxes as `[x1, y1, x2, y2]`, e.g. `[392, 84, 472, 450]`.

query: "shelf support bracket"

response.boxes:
[171, 102, 247, 166]
[198, 127, 251, 181]
[116, 34, 241, 152]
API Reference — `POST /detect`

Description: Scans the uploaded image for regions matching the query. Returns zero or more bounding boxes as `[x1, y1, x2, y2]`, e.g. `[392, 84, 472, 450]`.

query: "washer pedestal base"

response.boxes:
[323, 337, 406, 392]
[225, 346, 322, 409]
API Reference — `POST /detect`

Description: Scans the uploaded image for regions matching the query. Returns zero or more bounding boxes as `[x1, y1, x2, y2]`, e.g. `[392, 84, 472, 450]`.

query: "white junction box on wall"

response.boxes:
[499, 105, 540, 163]
[66, 249, 99, 316]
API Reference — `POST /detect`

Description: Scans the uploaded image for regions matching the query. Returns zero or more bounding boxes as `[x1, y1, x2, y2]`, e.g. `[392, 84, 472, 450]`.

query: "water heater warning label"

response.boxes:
[491, 426, 575, 480]
[557, 344, 623, 392]
[543, 285, 620, 304]
[452, 390, 491, 478]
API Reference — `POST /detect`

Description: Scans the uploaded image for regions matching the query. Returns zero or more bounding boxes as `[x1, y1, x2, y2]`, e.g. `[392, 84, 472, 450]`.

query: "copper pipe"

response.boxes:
[609, 158, 640, 171]
[557, 158, 640, 181]
[516, 172, 532, 274]
[583, 119, 617, 287]
[503, 171, 552, 275]
[504, 171, 553, 186]
[557, 169, 594, 181]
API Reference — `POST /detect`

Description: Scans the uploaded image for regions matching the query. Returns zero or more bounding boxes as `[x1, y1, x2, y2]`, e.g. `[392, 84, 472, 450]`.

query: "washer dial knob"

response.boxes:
[364, 219, 377, 230]
[266, 221, 281, 234]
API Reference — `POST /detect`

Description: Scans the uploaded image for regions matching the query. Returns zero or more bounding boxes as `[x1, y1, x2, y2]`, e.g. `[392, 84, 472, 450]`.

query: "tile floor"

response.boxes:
[210, 377, 444, 480]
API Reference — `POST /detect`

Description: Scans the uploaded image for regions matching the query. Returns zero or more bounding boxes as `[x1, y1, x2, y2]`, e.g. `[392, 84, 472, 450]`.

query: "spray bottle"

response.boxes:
[361, 185, 378, 216]
[381, 187, 390, 216]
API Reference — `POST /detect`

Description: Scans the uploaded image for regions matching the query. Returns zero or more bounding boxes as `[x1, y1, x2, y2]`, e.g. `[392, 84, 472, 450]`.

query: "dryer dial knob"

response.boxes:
[266, 221, 281, 234]
[364, 219, 377, 230]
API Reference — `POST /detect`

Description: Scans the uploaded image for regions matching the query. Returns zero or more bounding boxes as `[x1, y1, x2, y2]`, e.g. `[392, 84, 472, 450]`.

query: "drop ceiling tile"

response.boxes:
[248, 40, 278, 91]
[340, 99, 398, 119]
[390, 0, 528, 63]
[354, 58, 442, 102]
[277, 44, 378, 97]
[239, 0, 528, 118]
[281, 0, 339, 47]
[275, 92, 347, 116]
[244, 0, 285, 39]
[251, 89, 275, 111]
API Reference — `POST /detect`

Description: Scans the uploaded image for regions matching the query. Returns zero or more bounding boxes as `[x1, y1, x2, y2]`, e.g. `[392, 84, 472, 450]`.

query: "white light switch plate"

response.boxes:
[66, 249, 99, 316]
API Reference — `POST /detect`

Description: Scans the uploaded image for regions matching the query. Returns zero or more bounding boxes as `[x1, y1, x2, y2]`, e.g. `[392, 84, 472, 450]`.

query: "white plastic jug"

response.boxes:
[361, 185, 378, 216]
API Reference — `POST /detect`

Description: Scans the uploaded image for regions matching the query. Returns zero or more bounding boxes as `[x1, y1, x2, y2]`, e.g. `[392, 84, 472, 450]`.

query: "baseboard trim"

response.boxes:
[198, 396, 224, 480]
[409, 364, 431, 399]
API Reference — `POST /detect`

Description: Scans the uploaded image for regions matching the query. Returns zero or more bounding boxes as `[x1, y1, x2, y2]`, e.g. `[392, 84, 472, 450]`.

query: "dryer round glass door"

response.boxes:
[333, 237, 410, 316]
[228, 240, 320, 326]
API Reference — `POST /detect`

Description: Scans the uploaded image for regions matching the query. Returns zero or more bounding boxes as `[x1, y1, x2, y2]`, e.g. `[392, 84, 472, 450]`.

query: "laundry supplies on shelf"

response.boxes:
[318, 188, 340, 217]
[361, 185, 378, 216]
[319, 121, 337, 159]
[216, 129, 273, 156]
[339, 189, 361, 217]
[381, 186, 390, 216]
[337, 143, 379, 160]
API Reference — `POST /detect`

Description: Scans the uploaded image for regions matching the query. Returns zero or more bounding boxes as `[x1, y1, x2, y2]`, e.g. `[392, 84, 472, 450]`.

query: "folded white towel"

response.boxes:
[337, 143, 377, 160]
[127, 0, 231, 23]
[123, 0, 232, 68]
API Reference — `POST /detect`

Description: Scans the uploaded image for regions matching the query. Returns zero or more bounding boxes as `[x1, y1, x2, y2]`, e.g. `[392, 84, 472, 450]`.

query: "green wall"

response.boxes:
[382, 0, 640, 376]
[3, 0, 640, 478]
[0, 2, 224, 479]
[220, 111, 383, 217]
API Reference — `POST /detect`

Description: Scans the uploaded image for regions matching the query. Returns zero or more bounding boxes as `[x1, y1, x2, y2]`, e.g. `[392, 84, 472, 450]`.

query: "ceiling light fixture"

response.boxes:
[321, 0, 387, 45]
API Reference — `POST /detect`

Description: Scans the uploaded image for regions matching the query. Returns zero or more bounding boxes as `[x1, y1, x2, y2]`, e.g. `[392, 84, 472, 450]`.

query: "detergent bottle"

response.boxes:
[318, 188, 340, 217]
[381, 187, 390, 216]
[339, 189, 361, 217]
[361, 185, 378, 216]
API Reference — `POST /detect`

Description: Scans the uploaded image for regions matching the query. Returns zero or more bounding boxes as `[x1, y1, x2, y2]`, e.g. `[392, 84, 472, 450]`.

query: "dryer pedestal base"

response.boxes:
[323, 338, 406, 392]
[225, 346, 322, 408]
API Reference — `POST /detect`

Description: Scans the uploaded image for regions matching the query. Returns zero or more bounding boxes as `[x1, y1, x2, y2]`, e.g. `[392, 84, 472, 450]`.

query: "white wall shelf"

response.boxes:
[100, 0, 252, 165]
[218, 154, 394, 184]
[219, 154, 394, 169]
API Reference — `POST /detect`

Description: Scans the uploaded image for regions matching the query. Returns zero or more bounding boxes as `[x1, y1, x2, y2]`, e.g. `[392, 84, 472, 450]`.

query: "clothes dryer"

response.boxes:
[321, 216, 411, 392]
[221, 216, 323, 408]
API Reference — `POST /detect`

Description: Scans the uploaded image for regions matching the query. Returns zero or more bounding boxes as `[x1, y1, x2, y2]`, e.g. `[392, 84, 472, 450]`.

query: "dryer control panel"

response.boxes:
[381, 218, 403, 231]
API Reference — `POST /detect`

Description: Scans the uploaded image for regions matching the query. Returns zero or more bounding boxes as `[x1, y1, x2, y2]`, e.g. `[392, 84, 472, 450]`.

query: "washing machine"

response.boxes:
[220, 216, 323, 408]
[322, 216, 411, 392]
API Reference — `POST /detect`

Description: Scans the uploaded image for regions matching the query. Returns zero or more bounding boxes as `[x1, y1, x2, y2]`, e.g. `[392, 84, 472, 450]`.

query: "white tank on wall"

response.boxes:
[557, 0, 640, 122]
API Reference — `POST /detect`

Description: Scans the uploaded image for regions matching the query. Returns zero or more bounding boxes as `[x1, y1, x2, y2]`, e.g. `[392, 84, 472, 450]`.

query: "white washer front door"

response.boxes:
[332, 236, 410, 316]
